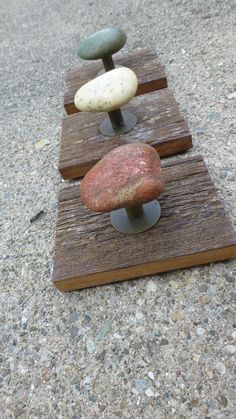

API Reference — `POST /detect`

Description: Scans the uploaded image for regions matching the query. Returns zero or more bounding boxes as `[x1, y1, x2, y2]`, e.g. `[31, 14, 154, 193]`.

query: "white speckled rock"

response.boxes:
[74, 67, 138, 112]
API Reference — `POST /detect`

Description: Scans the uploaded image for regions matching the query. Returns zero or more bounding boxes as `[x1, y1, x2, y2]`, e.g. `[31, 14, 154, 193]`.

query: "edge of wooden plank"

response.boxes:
[64, 77, 168, 115]
[58, 155, 205, 201]
[58, 135, 193, 179]
[64, 47, 158, 82]
[53, 244, 236, 291]
[63, 47, 168, 114]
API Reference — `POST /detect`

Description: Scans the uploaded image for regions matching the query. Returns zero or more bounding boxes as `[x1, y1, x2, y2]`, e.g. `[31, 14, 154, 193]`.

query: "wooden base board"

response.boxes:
[64, 47, 167, 115]
[59, 88, 192, 179]
[52, 156, 236, 291]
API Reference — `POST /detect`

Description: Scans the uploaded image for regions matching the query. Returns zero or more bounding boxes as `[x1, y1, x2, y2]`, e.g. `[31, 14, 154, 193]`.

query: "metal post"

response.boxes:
[102, 55, 115, 72]
[125, 205, 144, 220]
[108, 109, 124, 129]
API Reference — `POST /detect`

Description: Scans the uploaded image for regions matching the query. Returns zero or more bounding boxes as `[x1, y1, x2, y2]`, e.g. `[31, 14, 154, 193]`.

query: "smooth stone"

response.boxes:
[148, 372, 155, 380]
[225, 345, 236, 354]
[145, 388, 155, 398]
[134, 378, 149, 391]
[74, 67, 138, 112]
[86, 338, 96, 354]
[196, 327, 206, 336]
[96, 322, 112, 341]
[78, 27, 127, 60]
[146, 280, 158, 293]
[80, 143, 165, 212]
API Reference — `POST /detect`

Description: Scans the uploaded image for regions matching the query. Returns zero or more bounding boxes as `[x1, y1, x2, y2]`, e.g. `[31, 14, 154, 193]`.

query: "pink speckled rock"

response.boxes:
[80, 143, 165, 212]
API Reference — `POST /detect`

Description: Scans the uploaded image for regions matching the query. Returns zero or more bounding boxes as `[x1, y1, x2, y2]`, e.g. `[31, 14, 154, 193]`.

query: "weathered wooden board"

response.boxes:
[52, 156, 236, 291]
[64, 47, 167, 115]
[59, 88, 192, 179]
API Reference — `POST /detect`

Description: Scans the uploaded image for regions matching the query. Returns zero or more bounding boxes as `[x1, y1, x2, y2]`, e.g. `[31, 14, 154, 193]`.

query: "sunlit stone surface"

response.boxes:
[80, 143, 165, 212]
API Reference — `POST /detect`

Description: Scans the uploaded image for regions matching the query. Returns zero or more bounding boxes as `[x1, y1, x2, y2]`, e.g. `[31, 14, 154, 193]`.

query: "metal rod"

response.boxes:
[125, 205, 144, 220]
[102, 55, 115, 72]
[108, 108, 124, 129]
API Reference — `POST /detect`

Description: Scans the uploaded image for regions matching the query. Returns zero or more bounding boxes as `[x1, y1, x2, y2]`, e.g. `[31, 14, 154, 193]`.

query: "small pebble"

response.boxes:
[88, 394, 97, 403]
[227, 92, 236, 99]
[84, 315, 91, 322]
[96, 322, 112, 341]
[95, 350, 105, 362]
[225, 273, 235, 283]
[186, 276, 197, 285]
[208, 285, 217, 294]
[69, 312, 80, 323]
[232, 331, 236, 340]
[13, 409, 24, 418]
[134, 378, 149, 391]
[145, 388, 155, 397]
[137, 298, 145, 306]
[172, 310, 185, 321]
[170, 280, 179, 289]
[209, 112, 221, 121]
[230, 292, 236, 301]
[35, 138, 50, 150]
[215, 362, 226, 375]
[69, 326, 78, 338]
[148, 372, 155, 381]
[30, 210, 45, 223]
[192, 354, 200, 362]
[113, 333, 122, 339]
[206, 368, 214, 379]
[217, 394, 228, 407]
[43, 370, 50, 381]
[136, 312, 144, 320]
[147, 280, 158, 293]
[71, 376, 80, 385]
[198, 283, 208, 292]
[199, 295, 207, 304]
[160, 338, 169, 346]
[83, 375, 92, 385]
[225, 345, 236, 354]
[196, 327, 206, 336]
[86, 338, 96, 354]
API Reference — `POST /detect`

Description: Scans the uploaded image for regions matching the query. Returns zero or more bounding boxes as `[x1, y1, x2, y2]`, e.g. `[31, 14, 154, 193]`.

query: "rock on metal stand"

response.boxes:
[52, 27, 236, 291]
[59, 27, 192, 179]
[64, 27, 168, 115]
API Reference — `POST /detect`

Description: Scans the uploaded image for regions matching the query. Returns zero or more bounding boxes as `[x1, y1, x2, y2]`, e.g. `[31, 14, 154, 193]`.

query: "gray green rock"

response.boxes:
[78, 27, 127, 60]
[96, 321, 112, 341]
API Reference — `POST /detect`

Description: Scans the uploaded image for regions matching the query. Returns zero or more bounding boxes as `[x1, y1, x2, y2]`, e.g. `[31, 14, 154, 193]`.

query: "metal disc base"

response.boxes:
[110, 200, 161, 235]
[100, 111, 137, 137]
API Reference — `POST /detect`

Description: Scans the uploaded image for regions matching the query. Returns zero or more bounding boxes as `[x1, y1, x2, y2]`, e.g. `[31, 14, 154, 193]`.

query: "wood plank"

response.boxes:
[64, 47, 167, 115]
[52, 156, 236, 291]
[59, 88, 193, 179]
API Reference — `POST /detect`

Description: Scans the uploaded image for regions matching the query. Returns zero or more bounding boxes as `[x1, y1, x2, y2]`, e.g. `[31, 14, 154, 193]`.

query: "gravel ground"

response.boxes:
[1, 0, 236, 417]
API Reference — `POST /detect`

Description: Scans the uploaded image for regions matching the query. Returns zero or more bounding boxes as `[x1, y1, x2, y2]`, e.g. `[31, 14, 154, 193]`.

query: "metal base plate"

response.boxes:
[110, 200, 161, 234]
[100, 111, 137, 136]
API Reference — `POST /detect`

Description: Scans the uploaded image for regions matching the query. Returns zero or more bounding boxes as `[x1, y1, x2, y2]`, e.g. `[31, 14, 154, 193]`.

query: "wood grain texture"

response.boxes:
[52, 156, 236, 291]
[64, 48, 167, 115]
[59, 88, 192, 179]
